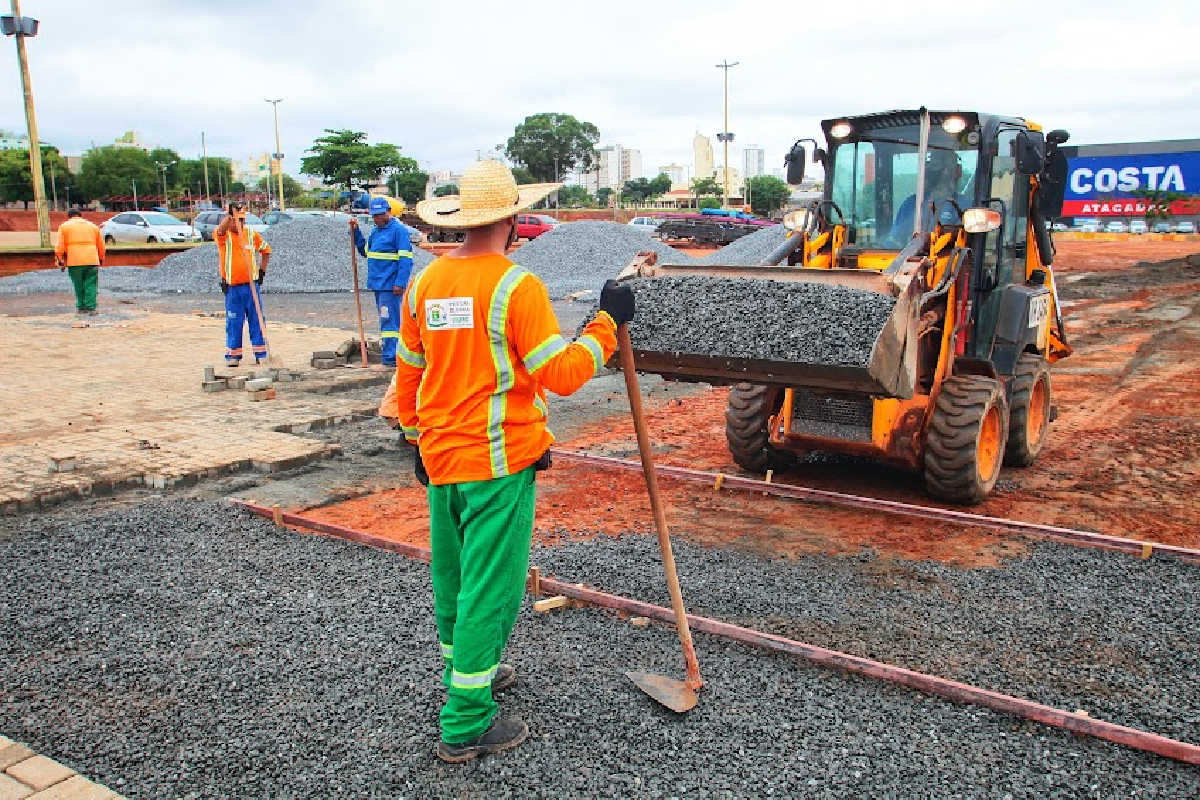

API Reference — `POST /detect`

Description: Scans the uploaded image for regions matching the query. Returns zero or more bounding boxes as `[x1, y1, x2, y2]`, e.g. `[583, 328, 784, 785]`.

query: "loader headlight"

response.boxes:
[829, 121, 853, 140]
[783, 209, 807, 231]
[941, 116, 967, 135]
[962, 207, 1002, 234]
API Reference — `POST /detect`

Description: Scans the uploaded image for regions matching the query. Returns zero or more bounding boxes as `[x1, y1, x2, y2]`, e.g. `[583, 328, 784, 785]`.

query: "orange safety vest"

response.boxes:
[55, 217, 105, 267]
[394, 253, 617, 485]
[215, 227, 271, 285]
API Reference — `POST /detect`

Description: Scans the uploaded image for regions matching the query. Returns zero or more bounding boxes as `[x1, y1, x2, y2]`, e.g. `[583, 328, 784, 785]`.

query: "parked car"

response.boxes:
[193, 210, 268, 241]
[1175, 220, 1196, 234]
[1104, 221, 1127, 233]
[1128, 220, 1148, 235]
[516, 214, 558, 240]
[1074, 220, 1099, 233]
[261, 210, 318, 226]
[1152, 222, 1173, 234]
[628, 216, 661, 233]
[1050, 221, 1068, 232]
[101, 211, 201, 244]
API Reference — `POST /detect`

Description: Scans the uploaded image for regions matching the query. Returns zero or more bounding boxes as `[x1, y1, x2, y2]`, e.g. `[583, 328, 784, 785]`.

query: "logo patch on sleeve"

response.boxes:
[426, 297, 474, 330]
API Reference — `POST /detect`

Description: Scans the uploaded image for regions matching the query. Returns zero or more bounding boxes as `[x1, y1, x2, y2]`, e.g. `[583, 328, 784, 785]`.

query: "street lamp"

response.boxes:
[155, 160, 175, 209]
[265, 98, 284, 210]
[3, 1, 50, 246]
[715, 59, 739, 210]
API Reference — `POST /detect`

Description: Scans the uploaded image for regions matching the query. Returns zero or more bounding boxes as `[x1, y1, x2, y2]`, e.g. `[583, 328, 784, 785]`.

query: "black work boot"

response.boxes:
[436, 716, 529, 764]
[491, 663, 516, 693]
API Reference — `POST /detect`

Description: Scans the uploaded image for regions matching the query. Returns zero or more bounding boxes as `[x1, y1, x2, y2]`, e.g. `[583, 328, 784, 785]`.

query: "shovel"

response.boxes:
[616, 322, 703, 712]
[348, 228, 370, 368]
[243, 235, 283, 370]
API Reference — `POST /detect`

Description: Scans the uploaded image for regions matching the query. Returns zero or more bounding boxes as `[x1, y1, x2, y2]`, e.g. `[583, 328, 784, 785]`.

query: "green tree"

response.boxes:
[698, 197, 721, 210]
[557, 185, 592, 208]
[231, 181, 247, 194]
[77, 146, 157, 200]
[691, 176, 721, 199]
[505, 113, 601, 182]
[621, 177, 653, 203]
[596, 187, 613, 207]
[1132, 188, 1186, 225]
[511, 166, 536, 185]
[746, 175, 792, 215]
[301, 129, 419, 192]
[256, 174, 304, 202]
[390, 170, 429, 205]
[433, 184, 458, 197]
[0, 145, 73, 208]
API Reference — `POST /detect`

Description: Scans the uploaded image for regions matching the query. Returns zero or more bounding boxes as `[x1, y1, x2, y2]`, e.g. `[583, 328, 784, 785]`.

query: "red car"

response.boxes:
[516, 214, 558, 240]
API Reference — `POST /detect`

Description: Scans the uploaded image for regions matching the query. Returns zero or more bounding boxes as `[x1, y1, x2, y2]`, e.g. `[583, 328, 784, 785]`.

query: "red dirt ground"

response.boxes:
[307, 239, 1200, 568]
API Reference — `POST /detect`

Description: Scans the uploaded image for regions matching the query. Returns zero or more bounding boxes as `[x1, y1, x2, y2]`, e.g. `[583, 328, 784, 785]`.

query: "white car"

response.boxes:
[1104, 221, 1127, 233]
[1074, 221, 1099, 233]
[1128, 220, 1148, 235]
[628, 216, 661, 231]
[1175, 220, 1196, 234]
[101, 211, 201, 244]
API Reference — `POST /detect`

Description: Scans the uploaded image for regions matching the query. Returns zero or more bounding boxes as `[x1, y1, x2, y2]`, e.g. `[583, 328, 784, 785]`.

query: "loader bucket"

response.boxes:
[614, 259, 923, 400]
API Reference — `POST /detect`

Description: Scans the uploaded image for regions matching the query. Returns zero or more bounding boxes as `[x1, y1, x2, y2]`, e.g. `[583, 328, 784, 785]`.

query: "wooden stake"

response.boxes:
[272, 504, 283, 528]
[713, 474, 725, 491]
[528, 566, 542, 596]
[533, 595, 570, 613]
[348, 229, 370, 367]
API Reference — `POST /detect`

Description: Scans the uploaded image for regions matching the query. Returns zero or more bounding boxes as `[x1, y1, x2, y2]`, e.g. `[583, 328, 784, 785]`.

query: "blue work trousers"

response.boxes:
[375, 289, 400, 366]
[225, 283, 267, 364]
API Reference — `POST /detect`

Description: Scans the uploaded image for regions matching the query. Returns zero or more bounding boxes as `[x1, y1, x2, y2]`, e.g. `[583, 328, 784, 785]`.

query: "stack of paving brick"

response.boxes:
[0, 735, 126, 799]
[312, 338, 382, 369]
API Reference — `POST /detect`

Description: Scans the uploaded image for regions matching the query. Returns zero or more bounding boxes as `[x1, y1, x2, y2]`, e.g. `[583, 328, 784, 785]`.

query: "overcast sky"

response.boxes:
[4, 0, 1199, 182]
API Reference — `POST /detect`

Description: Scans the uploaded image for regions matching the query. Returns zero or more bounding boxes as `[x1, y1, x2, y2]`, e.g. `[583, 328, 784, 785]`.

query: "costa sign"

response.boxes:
[1063, 151, 1200, 216]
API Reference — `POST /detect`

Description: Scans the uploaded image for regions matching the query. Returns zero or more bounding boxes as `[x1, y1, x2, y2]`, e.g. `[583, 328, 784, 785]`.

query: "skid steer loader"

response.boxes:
[618, 109, 1072, 503]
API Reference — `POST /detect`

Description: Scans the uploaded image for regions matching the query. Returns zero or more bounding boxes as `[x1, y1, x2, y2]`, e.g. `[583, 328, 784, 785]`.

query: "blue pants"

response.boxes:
[375, 289, 400, 366]
[225, 283, 267, 364]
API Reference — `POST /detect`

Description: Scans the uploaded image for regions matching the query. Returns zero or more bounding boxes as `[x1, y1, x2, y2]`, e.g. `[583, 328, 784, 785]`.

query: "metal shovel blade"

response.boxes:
[626, 671, 698, 713]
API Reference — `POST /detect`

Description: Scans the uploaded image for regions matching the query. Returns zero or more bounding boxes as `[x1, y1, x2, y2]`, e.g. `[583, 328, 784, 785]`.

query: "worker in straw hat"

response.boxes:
[393, 159, 634, 762]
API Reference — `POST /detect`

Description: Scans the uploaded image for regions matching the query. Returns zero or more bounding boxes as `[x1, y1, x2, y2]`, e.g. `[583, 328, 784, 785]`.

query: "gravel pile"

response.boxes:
[628, 275, 895, 366]
[1, 499, 1195, 797]
[0, 217, 436, 296]
[684, 223, 788, 266]
[511, 222, 683, 300]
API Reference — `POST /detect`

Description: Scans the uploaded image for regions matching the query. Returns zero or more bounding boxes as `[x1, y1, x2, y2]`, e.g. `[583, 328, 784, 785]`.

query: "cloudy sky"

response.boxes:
[4, 0, 1198, 182]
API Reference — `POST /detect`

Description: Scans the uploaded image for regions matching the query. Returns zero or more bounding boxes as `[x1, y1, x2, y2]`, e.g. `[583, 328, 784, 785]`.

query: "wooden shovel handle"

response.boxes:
[616, 323, 703, 690]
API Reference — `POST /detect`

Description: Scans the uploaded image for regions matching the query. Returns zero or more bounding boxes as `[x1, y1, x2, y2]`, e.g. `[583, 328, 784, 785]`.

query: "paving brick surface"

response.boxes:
[0, 311, 387, 513]
[0, 741, 122, 800]
[5, 756, 72, 791]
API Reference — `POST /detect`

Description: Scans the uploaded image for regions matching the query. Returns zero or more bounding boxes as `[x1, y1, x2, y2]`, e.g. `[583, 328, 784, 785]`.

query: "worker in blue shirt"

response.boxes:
[349, 197, 414, 367]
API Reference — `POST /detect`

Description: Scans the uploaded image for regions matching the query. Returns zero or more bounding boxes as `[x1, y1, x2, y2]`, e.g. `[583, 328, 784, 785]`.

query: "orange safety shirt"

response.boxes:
[215, 226, 271, 285]
[393, 253, 617, 485]
[54, 217, 105, 267]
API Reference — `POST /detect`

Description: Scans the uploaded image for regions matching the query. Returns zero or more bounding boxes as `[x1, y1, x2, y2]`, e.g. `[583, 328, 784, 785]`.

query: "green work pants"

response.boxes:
[67, 265, 98, 311]
[429, 465, 537, 743]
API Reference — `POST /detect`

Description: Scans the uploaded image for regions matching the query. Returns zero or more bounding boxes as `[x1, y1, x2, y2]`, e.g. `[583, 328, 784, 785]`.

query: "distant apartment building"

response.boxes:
[743, 144, 765, 179]
[112, 131, 145, 149]
[714, 166, 743, 196]
[621, 147, 643, 183]
[693, 132, 714, 180]
[0, 130, 29, 150]
[586, 144, 641, 192]
[659, 163, 687, 190]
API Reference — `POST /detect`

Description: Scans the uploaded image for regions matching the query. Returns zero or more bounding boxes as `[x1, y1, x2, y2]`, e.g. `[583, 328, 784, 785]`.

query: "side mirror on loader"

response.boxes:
[1015, 130, 1046, 175]
[785, 143, 806, 186]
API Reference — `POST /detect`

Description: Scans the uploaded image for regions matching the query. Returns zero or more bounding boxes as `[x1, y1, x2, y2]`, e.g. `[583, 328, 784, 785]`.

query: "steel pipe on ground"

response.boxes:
[549, 449, 1200, 564]
[230, 500, 1200, 766]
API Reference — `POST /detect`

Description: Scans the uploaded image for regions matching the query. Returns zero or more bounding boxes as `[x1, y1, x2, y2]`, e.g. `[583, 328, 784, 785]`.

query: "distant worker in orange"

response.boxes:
[215, 202, 272, 366]
[54, 208, 105, 315]
[394, 160, 635, 762]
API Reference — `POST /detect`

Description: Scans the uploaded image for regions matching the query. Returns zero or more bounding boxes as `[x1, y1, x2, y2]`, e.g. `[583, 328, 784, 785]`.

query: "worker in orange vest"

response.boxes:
[215, 203, 272, 366]
[54, 208, 105, 315]
[393, 160, 634, 762]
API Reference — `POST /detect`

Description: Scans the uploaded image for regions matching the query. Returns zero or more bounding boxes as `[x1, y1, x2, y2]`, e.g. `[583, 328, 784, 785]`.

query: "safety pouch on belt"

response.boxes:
[534, 449, 552, 471]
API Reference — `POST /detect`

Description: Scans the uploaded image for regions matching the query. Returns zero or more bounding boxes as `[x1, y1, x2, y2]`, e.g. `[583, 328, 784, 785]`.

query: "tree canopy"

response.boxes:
[390, 170, 430, 204]
[78, 146, 159, 200]
[746, 175, 792, 215]
[505, 113, 600, 182]
[596, 187, 613, 207]
[0, 145, 74, 208]
[1132, 188, 1187, 224]
[510, 166, 536, 185]
[622, 173, 672, 203]
[301, 129, 419, 192]
[691, 176, 721, 198]
[556, 185, 593, 208]
[256, 174, 305, 202]
[433, 184, 458, 197]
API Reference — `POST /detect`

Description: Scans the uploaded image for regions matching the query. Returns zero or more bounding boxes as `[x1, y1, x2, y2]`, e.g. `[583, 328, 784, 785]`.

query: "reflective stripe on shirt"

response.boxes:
[486, 265, 531, 478]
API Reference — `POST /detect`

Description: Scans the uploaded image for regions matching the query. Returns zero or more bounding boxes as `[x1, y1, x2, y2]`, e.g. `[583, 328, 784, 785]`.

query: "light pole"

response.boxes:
[3, 2, 50, 246]
[715, 59, 739, 210]
[201, 131, 211, 206]
[132, 177, 138, 211]
[265, 98, 284, 210]
[155, 160, 174, 209]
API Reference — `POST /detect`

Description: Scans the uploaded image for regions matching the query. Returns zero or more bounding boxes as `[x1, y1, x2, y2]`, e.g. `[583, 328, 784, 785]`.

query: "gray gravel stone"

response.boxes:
[0, 218, 436, 296]
[627, 275, 895, 366]
[0, 499, 1195, 798]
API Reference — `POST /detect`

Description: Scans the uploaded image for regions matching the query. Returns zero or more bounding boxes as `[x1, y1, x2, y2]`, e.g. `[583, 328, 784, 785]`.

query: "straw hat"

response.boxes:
[416, 159, 560, 229]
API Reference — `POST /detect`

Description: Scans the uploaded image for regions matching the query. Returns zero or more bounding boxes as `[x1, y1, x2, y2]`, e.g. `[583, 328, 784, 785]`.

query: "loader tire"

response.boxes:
[923, 375, 1008, 504]
[1004, 354, 1052, 467]
[725, 383, 795, 474]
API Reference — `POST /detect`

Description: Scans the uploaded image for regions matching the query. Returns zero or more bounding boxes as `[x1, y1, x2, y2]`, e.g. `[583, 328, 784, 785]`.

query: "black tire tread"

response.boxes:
[923, 375, 1008, 504]
[725, 383, 795, 474]
[1005, 354, 1052, 467]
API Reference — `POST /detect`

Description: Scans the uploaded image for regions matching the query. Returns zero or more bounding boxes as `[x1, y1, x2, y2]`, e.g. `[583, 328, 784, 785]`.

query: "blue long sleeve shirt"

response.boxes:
[353, 218, 414, 291]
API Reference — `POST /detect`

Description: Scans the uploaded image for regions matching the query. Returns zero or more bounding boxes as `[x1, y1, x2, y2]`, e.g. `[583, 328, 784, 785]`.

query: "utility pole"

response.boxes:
[715, 59, 739, 211]
[49, 159, 57, 210]
[201, 131, 210, 206]
[265, 99, 284, 210]
[132, 177, 138, 211]
[155, 161, 173, 208]
[4, 1, 50, 246]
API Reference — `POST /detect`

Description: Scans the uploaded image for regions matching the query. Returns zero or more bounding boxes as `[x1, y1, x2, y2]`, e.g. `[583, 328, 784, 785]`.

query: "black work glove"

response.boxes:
[599, 279, 635, 326]
[219, 279, 229, 295]
[413, 444, 429, 487]
[255, 270, 265, 286]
